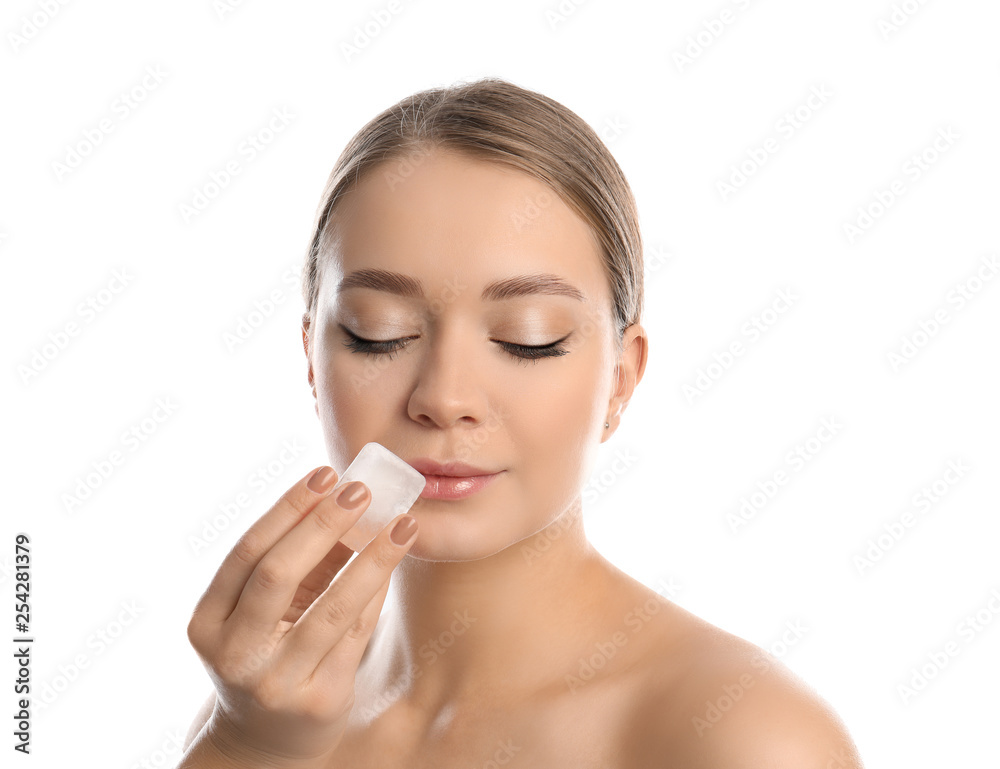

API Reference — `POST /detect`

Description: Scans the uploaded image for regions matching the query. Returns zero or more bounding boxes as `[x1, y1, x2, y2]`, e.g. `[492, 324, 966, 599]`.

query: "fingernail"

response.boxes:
[390, 515, 418, 546]
[307, 467, 336, 493]
[335, 481, 368, 509]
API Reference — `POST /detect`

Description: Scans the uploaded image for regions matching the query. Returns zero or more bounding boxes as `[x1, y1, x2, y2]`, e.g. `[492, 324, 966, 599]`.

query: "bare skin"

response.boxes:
[182, 148, 864, 768]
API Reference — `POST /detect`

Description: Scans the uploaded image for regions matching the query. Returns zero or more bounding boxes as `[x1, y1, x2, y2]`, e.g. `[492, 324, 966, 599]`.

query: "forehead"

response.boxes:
[319, 149, 610, 307]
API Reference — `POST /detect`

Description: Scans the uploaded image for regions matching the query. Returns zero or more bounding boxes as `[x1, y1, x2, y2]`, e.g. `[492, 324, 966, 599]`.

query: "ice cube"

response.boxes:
[335, 442, 425, 552]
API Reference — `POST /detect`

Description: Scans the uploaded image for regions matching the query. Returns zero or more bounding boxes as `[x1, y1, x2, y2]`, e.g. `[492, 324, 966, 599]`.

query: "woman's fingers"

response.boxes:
[278, 513, 419, 678]
[189, 466, 342, 629]
[183, 469, 419, 765]
[282, 541, 356, 626]
[228, 479, 373, 636]
[289, 567, 392, 689]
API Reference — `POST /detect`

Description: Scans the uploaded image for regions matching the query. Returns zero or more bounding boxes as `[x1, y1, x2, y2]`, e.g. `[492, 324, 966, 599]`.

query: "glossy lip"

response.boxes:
[408, 458, 504, 500]
[408, 458, 498, 477]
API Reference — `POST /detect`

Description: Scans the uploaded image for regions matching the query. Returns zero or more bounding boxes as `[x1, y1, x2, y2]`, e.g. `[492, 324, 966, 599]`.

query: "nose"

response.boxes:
[406, 325, 491, 430]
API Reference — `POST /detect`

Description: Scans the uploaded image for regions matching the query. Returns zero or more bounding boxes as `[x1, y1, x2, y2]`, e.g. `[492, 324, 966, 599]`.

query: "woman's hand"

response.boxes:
[183, 466, 419, 768]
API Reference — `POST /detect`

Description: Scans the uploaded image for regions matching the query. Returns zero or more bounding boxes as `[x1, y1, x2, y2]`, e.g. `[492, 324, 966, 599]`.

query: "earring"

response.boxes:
[604, 421, 609, 429]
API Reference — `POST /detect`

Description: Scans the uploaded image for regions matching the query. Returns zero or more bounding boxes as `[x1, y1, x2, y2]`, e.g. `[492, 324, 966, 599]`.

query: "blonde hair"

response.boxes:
[301, 76, 643, 355]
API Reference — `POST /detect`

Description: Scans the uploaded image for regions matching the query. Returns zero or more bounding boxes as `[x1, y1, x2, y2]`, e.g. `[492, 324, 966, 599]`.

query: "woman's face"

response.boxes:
[304, 147, 635, 562]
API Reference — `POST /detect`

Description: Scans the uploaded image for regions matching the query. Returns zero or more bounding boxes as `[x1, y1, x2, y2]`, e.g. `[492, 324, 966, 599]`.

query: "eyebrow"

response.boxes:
[336, 268, 587, 302]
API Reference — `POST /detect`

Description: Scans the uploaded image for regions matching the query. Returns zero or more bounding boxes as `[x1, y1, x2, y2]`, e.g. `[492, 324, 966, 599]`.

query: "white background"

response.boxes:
[3, 1, 998, 767]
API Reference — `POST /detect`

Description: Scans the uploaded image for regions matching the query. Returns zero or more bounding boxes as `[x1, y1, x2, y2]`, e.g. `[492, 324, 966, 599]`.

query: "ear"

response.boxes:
[301, 313, 317, 413]
[603, 323, 648, 440]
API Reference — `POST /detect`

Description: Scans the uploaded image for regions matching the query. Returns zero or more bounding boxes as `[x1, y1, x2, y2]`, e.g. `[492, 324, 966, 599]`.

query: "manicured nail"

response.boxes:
[390, 515, 418, 546]
[307, 467, 336, 493]
[335, 481, 368, 509]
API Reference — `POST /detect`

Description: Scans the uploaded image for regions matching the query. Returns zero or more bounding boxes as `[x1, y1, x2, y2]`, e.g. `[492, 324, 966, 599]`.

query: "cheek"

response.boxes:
[517, 342, 607, 432]
[312, 334, 402, 448]
[322, 349, 397, 400]
[511, 348, 608, 500]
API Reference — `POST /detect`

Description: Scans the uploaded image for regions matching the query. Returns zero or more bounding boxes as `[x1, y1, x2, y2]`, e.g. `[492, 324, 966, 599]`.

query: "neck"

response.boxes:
[366, 499, 611, 711]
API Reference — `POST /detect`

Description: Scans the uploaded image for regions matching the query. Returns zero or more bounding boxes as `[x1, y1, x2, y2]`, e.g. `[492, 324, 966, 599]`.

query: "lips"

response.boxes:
[407, 457, 504, 500]
[408, 458, 498, 477]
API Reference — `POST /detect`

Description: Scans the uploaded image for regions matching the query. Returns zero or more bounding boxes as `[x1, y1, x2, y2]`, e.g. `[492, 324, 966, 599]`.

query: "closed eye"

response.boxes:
[339, 325, 570, 364]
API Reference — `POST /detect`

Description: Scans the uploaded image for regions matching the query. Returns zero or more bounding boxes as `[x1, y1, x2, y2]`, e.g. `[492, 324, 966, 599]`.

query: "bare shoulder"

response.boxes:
[676, 627, 865, 769]
[602, 571, 864, 768]
[588, 569, 863, 769]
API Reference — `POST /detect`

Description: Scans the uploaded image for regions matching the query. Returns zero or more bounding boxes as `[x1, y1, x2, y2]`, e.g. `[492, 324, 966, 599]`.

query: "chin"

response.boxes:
[393, 510, 534, 563]
[401, 530, 518, 563]
[403, 491, 584, 564]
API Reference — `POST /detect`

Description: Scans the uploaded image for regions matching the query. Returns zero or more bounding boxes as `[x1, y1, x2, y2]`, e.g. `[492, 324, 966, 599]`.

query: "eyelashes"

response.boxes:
[338, 325, 571, 365]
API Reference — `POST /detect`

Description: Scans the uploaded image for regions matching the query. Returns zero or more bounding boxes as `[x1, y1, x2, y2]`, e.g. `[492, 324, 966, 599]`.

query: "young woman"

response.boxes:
[180, 77, 865, 768]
